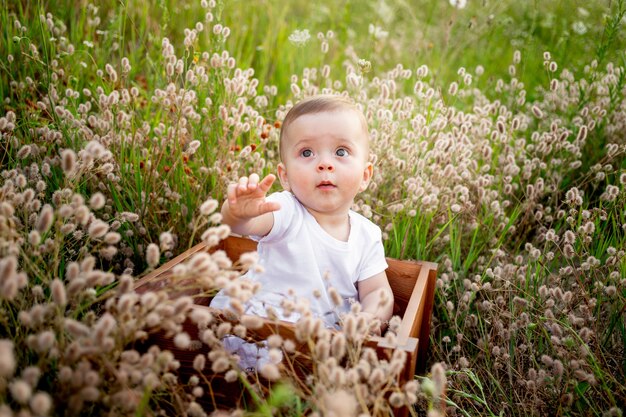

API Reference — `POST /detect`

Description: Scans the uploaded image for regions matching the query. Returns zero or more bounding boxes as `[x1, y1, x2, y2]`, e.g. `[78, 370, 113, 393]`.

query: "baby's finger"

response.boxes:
[258, 200, 281, 215]
[258, 174, 276, 193]
[248, 173, 260, 190]
[238, 176, 248, 192]
[227, 183, 238, 205]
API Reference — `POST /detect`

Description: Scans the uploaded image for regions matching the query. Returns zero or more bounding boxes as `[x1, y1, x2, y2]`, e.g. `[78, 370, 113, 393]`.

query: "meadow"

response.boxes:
[1, 0, 625, 416]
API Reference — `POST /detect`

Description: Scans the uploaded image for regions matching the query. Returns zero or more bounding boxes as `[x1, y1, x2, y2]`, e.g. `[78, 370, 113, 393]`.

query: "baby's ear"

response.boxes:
[359, 162, 373, 192]
[277, 163, 291, 191]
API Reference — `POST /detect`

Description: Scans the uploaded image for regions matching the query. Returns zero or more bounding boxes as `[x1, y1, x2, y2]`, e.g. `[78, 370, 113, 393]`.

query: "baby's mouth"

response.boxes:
[317, 181, 336, 190]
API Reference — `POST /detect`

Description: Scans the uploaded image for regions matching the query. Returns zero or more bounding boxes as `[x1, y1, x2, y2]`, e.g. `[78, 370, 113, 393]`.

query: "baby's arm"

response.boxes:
[221, 173, 280, 237]
[357, 271, 393, 331]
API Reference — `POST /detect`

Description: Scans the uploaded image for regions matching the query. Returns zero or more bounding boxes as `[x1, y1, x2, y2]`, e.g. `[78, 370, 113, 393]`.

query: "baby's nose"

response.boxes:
[317, 160, 334, 171]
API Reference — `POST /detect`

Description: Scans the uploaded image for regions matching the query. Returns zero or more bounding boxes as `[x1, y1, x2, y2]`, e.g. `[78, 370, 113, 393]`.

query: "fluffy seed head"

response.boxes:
[328, 287, 342, 307]
[18, 144, 32, 159]
[146, 243, 160, 268]
[0, 340, 16, 377]
[200, 198, 219, 215]
[36, 204, 54, 233]
[260, 363, 280, 381]
[30, 391, 52, 416]
[88, 219, 109, 239]
[9, 379, 32, 404]
[322, 389, 357, 417]
[89, 192, 106, 210]
[193, 354, 206, 371]
[240, 314, 264, 329]
[174, 332, 191, 349]
[61, 149, 77, 174]
[51, 278, 67, 307]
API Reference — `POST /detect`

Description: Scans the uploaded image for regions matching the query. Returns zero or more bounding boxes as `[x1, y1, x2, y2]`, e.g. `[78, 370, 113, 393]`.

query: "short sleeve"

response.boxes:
[357, 225, 388, 281]
[251, 191, 296, 243]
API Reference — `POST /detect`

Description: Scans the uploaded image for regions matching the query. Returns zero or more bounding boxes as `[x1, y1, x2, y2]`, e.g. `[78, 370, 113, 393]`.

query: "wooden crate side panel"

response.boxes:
[385, 258, 419, 316]
[416, 267, 437, 371]
[396, 266, 428, 343]
[222, 235, 257, 260]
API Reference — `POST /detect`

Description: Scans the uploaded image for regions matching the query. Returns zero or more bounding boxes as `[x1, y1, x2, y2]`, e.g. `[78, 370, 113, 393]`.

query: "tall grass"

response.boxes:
[1, 0, 625, 416]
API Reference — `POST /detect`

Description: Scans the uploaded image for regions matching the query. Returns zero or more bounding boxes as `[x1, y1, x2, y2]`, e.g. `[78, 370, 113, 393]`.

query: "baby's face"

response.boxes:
[277, 110, 373, 218]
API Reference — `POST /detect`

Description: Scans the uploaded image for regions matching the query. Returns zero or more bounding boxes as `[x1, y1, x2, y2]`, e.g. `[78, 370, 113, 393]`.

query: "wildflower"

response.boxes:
[260, 363, 280, 380]
[61, 149, 77, 174]
[328, 287, 342, 307]
[389, 392, 405, 408]
[89, 192, 106, 210]
[193, 354, 206, 371]
[431, 362, 447, 399]
[368, 24, 389, 40]
[17, 144, 31, 159]
[217, 322, 232, 339]
[9, 379, 32, 404]
[192, 386, 203, 398]
[29, 230, 41, 246]
[0, 340, 16, 377]
[36, 204, 54, 233]
[357, 59, 372, 74]
[88, 219, 109, 239]
[159, 232, 174, 251]
[105, 63, 118, 82]
[449, 0, 467, 9]
[51, 278, 67, 307]
[563, 230, 576, 244]
[211, 356, 230, 373]
[572, 21, 588, 35]
[104, 232, 121, 244]
[288, 29, 311, 47]
[582, 221, 595, 234]
[146, 243, 160, 267]
[322, 389, 357, 417]
[330, 333, 346, 360]
[30, 391, 52, 415]
[35, 330, 55, 353]
[174, 332, 191, 349]
[240, 314, 263, 329]
[225, 369, 238, 383]
[448, 81, 458, 96]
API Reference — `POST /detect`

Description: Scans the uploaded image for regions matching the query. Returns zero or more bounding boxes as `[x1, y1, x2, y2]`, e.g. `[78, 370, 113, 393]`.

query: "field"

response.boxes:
[1, 0, 625, 416]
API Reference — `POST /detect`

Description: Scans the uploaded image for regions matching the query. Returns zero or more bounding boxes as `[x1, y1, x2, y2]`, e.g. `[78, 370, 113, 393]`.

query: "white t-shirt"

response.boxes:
[210, 191, 388, 327]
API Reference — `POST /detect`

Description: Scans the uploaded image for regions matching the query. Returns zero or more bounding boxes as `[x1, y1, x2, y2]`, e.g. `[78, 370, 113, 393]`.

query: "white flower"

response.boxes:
[288, 29, 311, 47]
[572, 21, 587, 35]
[368, 24, 389, 40]
[449, 0, 467, 9]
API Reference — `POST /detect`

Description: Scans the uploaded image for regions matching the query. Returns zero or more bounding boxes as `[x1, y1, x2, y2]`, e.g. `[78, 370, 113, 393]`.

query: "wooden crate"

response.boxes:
[134, 235, 437, 413]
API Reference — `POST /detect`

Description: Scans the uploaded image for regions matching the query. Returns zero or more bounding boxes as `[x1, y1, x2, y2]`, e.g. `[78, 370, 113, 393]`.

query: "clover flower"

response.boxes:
[288, 29, 311, 47]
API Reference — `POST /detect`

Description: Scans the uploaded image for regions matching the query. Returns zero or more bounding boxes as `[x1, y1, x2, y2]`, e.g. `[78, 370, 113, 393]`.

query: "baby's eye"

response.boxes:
[301, 149, 313, 157]
[336, 148, 348, 157]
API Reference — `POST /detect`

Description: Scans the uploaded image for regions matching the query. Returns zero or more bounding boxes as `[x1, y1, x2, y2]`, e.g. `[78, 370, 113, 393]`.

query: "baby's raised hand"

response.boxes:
[226, 173, 280, 221]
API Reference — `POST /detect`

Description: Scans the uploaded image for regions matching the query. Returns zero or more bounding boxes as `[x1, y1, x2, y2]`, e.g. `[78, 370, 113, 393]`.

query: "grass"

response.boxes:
[1, 0, 625, 415]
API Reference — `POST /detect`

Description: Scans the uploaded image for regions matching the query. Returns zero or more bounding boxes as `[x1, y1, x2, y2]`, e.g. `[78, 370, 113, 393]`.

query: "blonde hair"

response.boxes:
[279, 95, 369, 160]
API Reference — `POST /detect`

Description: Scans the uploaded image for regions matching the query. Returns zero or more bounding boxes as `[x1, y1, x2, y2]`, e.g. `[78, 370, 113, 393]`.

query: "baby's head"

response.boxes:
[279, 95, 370, 162]
[277, 95, 373, 217]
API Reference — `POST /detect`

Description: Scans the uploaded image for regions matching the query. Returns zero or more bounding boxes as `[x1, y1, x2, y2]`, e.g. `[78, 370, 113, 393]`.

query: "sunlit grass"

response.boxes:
[1, 0, 625, 415]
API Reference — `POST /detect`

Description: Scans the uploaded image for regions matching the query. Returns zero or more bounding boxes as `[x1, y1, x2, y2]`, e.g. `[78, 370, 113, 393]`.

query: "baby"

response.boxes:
[210, 94, 393, 368]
